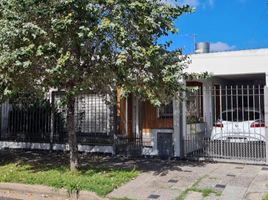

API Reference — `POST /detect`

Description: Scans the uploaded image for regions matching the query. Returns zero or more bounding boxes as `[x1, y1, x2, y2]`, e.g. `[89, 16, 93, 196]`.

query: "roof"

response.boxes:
[186, 48, 268, 76]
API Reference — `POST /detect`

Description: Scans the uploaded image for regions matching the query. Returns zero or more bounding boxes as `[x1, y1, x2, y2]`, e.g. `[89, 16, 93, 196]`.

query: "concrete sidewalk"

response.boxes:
[0, 183, 104, 200]
[108, 162, 268, 200]
[1, 161, 268, 200]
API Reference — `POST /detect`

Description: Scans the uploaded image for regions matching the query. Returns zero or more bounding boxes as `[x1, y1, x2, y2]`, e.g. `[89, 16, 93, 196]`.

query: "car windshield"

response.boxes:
[221, 110, 261, 122]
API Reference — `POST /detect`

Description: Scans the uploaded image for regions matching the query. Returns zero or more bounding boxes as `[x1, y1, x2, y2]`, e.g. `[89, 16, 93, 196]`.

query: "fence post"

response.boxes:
[1, 101, 10, 139]
[264, 86, 268, 164]
[49, 90, 55, 151]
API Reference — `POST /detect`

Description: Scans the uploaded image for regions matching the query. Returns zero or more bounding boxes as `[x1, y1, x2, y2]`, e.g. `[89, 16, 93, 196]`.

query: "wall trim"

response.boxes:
[0, 141, 115, 154]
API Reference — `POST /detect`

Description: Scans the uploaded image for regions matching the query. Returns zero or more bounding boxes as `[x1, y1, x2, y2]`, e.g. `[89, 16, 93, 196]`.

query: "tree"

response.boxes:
[0, 0, 191, 171]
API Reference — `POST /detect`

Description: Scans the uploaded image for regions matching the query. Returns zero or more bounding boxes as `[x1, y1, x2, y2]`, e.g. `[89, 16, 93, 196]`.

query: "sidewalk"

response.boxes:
[108, 162, 268, 200]
[1, 162, 268, 200]
[0, 183, 104, 200]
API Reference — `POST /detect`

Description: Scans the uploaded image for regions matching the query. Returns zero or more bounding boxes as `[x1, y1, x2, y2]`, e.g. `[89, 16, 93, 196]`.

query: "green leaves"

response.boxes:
[0, 0, 191, 105]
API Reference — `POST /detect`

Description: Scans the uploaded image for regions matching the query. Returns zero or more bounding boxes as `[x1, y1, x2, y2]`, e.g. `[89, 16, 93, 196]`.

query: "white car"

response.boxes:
[211, 108, 266, 142]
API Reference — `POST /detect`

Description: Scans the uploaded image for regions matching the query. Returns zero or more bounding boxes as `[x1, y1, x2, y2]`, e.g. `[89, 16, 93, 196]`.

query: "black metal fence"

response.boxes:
[0, 92, 116, 145]
[115, 136, 143, 156]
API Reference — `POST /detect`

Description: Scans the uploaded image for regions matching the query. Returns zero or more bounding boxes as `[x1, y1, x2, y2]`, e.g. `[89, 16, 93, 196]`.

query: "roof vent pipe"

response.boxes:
[195, 42, 210, 54]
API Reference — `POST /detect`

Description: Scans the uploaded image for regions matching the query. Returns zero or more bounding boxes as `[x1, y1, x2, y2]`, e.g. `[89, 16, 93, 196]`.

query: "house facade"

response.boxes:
[1, 46, 268, 164]
[118, 47, 268, 163]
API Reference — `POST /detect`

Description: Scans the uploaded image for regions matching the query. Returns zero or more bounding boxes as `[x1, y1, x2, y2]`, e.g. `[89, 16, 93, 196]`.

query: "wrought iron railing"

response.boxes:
[0, 93, 116, 146]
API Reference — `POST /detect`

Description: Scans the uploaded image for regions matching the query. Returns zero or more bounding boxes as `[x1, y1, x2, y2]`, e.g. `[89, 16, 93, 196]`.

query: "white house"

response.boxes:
[173, 45, 268, 163]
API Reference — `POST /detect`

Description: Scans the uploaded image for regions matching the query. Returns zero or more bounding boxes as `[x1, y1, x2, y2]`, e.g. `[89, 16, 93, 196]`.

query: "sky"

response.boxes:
[161, 0, 268, 54]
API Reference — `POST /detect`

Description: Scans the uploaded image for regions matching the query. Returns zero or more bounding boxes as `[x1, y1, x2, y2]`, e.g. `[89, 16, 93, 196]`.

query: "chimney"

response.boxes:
[195, 42, 210, 54]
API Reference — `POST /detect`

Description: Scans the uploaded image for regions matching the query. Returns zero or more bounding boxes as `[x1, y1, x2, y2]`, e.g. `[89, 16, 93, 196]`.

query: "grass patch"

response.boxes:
[262, 183, 268, 200]
[263, 193, 268, 200]
[0, 162, 139, 196]
[194, 188, 221, 197]
[176, 175, 221, 200]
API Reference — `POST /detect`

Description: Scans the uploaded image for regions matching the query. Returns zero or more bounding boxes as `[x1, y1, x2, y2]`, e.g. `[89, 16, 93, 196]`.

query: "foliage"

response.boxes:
[176, 175, 221, 200]
[0, 0, 191, 106]
[263, 193, 268, 200]
[186, 116, 204, 124]
[176, 187, 221, 200]
[0, 162, 139, 196]
[0, 0, 192, 171]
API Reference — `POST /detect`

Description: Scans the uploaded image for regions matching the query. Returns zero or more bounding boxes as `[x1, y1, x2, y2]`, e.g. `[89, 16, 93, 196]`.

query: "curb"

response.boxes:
[0, 183, 104, 200]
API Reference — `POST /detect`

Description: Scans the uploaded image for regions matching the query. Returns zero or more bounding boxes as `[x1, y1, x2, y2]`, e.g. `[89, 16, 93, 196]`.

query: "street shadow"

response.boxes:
[0, 149, 210, 175]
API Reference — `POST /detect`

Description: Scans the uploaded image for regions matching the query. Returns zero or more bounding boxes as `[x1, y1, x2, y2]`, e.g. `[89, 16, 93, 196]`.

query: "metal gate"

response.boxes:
[183, 85, 266, 163]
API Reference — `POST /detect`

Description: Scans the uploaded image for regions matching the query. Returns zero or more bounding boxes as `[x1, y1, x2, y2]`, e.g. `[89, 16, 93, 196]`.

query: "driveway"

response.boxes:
[108, 161, 268, 200]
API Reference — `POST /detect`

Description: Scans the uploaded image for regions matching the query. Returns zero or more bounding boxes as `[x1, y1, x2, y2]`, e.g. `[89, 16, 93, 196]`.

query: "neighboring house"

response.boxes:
[119, 44, 268, 163]
[1, 44, 268, 164]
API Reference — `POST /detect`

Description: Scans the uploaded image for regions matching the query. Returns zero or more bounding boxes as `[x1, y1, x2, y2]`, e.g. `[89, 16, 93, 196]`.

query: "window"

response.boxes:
[158, 102, 173, 118]
[221, 110, 262, 122]
[186, 81, 203, 124]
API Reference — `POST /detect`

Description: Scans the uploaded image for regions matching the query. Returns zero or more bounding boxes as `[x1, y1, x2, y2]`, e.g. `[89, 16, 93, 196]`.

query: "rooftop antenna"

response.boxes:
[192, 33, 197, 52]
[178, 33, 198, 53]
[267, 0, 268, 13]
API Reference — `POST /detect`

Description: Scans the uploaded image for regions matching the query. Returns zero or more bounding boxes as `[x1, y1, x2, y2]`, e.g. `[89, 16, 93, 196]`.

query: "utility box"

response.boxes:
[157, 132, 174, 158]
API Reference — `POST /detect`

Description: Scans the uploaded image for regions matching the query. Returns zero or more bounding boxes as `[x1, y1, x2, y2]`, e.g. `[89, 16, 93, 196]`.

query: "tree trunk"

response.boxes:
[67, 96, 79, 172]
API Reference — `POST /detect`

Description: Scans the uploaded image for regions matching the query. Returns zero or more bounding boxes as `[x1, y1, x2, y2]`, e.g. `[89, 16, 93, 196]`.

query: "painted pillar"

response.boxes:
[203, 81, 213, 136]
[173, 96, 180, 157]
[173, 88, 186, 158]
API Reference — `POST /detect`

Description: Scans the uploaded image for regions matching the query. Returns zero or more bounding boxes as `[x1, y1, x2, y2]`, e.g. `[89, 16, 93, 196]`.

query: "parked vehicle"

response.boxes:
[211, 108, 265, 142]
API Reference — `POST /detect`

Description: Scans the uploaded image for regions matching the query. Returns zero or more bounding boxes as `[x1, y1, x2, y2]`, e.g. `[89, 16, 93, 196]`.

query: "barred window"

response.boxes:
[158, 102, 173, 118]
[186, 81, 203, 124]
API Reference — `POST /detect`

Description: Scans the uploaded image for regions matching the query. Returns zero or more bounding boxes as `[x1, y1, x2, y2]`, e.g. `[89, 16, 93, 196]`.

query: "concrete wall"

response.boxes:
[0, 141, 115, 154]
[187, 48, 268, 76]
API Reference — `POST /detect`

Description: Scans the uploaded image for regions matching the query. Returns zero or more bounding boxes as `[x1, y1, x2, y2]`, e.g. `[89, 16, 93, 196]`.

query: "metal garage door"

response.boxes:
[183, 85, 266, 163]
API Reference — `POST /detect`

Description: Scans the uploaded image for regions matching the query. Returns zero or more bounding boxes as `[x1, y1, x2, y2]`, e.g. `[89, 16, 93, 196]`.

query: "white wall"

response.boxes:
[187, 48, 268, 76]
[142, 128, 173, 156]
[0, 141, 115, 154]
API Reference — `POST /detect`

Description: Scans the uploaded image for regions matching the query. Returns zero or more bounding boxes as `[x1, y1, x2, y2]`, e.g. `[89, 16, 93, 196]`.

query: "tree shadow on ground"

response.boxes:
[0, 149, 211, 175]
